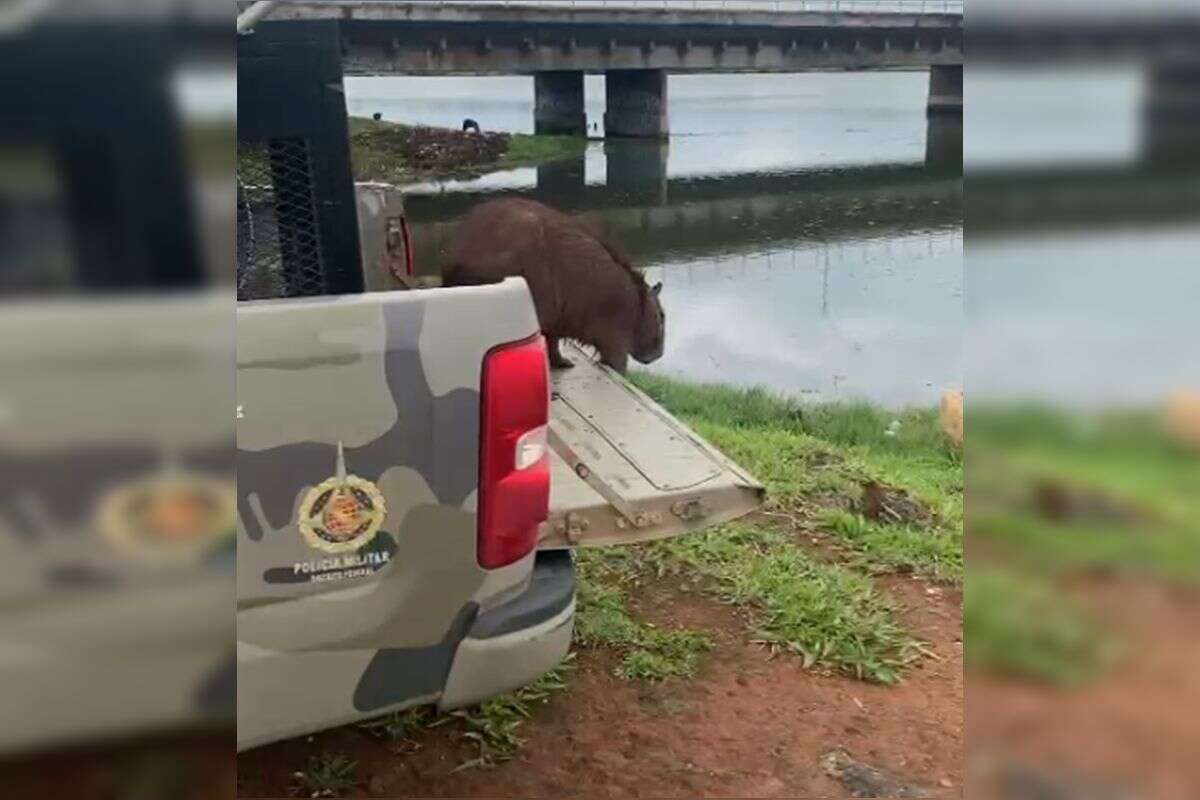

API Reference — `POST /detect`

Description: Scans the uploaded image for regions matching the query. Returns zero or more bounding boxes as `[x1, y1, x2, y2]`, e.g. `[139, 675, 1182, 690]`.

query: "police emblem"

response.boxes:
[297, 443, 386, 553]
[99, 472, 235, 564]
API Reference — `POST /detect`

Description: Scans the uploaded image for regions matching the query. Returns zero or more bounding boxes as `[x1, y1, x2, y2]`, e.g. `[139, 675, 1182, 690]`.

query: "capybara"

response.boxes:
[444, 198, 665, 373]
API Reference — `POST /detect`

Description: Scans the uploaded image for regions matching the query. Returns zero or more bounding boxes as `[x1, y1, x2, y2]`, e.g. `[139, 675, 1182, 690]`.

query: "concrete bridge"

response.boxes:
[256, 0, 963, 136]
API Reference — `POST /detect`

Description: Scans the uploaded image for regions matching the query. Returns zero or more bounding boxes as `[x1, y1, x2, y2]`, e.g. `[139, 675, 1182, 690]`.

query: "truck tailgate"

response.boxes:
[542, 342, 765, 548]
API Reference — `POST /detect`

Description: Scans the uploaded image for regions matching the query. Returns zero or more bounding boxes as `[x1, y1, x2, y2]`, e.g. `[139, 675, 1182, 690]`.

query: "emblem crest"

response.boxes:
[297, 443, 386, 553]
[99, 471, 235, 564]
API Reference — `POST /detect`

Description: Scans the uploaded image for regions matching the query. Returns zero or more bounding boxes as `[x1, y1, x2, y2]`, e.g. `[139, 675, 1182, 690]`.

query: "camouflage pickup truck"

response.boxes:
[228, 18, 763, 750]
[236, 192, 765, 747]
[0, 19, 763, 756]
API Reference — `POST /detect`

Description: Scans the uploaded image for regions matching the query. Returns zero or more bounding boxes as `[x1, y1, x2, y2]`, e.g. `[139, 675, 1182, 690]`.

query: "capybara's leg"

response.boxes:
[599, 346, 629, 374]
[548, 337, 574, 370]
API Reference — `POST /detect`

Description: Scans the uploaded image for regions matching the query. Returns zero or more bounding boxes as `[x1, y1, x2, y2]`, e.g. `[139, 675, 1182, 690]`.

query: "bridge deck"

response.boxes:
[264, 1, 963, 75]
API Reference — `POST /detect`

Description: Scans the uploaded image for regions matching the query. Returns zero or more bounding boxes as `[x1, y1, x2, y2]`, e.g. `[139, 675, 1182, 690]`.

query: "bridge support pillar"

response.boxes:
[535, 71, 587, 136]
[1143, 60, 1200, 166]
[604, 69, 669, 138]
[927, 65, 963, 115]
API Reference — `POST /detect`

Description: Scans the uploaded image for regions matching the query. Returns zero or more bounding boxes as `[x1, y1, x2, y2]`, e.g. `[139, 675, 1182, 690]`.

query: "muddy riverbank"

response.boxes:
[349, 117, 586, 184]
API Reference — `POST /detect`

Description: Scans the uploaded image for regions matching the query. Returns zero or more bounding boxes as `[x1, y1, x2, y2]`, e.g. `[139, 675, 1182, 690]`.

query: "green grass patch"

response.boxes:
[616, 629, 714, 681]
[354, 662, 572, 772]
[966, 406, 1194, 689]
[438, 658, 573, 771]
[821, 508, 962, 581]
[970, 404, 1200, 584]
[294, 753, 358, 798]
[647, 523, 922, 684]
[505, 132, 588, 165]
[574, 549, 713, 681]
[629, 372, 952, 455]
[965, 567, 1119, 686]
[346, 116, 585, 183]
[357, 705, 433, 742]
[630, 372, 963, 581]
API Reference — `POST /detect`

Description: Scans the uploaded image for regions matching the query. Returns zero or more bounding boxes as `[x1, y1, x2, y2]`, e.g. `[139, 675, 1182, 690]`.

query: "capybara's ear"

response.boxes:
[651, 282, 663, 296]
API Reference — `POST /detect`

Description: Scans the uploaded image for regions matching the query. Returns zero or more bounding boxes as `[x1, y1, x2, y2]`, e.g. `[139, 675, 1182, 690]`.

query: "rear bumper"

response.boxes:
[439, 550, 575, 710]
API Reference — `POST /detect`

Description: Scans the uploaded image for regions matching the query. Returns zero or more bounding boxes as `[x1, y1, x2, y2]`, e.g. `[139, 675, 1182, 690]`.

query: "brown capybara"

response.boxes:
[443, 198, 665, 373]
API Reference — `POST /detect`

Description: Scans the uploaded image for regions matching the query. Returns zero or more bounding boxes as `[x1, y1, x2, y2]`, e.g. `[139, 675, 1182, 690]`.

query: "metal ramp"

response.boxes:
[541, 342, 765, 548]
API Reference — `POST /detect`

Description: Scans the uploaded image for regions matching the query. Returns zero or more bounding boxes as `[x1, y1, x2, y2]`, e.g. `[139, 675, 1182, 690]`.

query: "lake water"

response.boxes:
[346, 72, 963, 408]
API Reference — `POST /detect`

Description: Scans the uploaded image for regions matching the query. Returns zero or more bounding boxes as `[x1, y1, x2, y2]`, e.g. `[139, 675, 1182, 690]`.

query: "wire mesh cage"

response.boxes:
[236, 137, 328, 300]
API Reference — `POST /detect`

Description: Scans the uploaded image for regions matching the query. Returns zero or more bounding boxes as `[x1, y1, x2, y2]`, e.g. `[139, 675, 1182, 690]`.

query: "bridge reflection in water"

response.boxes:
[405, 117, 962, 265]
[402, 116, 963, 406]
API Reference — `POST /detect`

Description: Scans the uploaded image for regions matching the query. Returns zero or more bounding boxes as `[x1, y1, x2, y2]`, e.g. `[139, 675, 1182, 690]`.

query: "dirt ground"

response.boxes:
[967, 580, 1200, 800]
[2, 732, 235, 800]
[237, 572, 963, 798]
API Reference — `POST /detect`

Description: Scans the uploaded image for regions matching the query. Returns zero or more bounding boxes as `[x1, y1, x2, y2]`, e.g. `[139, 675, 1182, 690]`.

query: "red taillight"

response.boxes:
[477, 334, 551, 569]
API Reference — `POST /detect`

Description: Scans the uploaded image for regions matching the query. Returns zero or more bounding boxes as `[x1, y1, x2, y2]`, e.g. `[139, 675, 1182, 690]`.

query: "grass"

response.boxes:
[820, 508, 962, 581]
[630, 372, 964, 582]
[575, 549, 713, 681]
[440, 658, 574, 771]
[566, 374, 958, 684]
[346, 116, 586, 183]
[505, 131, 589, 165]
[969, 404, 1200, 584]
[965, 567, 1118, 686]
[966, 404, 1199, 685]
[353, 660, 573, 773]
[293, 754, 358, 798]
[357, 706, 432, 742]
[644, 523, 923, 684]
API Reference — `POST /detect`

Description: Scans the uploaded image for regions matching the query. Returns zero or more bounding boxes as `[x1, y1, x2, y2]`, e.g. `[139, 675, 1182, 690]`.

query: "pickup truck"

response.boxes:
[0, 17, 763, 757]
[235, 181, 764, 750]
[2, 15, 761, 759]
[232, 14, 765, 750]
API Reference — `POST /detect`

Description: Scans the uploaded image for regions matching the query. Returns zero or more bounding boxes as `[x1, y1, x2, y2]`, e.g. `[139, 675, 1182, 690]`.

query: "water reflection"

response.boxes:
[401, 116, 962, 407]
[644, 232, 961, 408]
[926, 116, 963, 173]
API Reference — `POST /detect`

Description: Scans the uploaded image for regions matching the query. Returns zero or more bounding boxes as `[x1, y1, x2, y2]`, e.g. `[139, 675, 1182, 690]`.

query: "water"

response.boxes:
[966, 67, 1200, 408]
[346, 72, 963, 408]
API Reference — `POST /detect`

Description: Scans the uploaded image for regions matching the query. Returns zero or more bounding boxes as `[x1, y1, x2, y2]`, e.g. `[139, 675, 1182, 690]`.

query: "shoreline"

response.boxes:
[348, 116, 587, 184]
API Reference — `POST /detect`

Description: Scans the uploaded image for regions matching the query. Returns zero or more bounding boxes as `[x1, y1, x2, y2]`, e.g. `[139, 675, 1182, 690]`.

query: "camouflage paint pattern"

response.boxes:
[236, 278, 541, 749]
[0, 292, 234, 752]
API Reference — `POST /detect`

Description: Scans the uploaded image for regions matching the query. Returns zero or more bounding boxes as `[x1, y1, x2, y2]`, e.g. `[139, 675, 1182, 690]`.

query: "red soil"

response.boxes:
[238, 574, 963, 798]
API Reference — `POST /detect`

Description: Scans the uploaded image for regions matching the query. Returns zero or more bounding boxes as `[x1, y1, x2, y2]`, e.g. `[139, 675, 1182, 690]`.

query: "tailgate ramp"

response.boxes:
[541, 342, 765, 548]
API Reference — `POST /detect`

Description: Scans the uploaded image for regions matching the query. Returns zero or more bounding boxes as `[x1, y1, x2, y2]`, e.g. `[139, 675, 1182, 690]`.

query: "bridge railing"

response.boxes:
[429, 1, 964, 12]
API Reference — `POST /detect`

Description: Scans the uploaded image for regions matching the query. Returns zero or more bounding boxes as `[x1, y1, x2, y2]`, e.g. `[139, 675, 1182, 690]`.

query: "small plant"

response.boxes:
[357, 706, 432, 742]
[823, 508, 872, 539]
[293, 753, 357, 798]
[443, 657, 573, 771]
